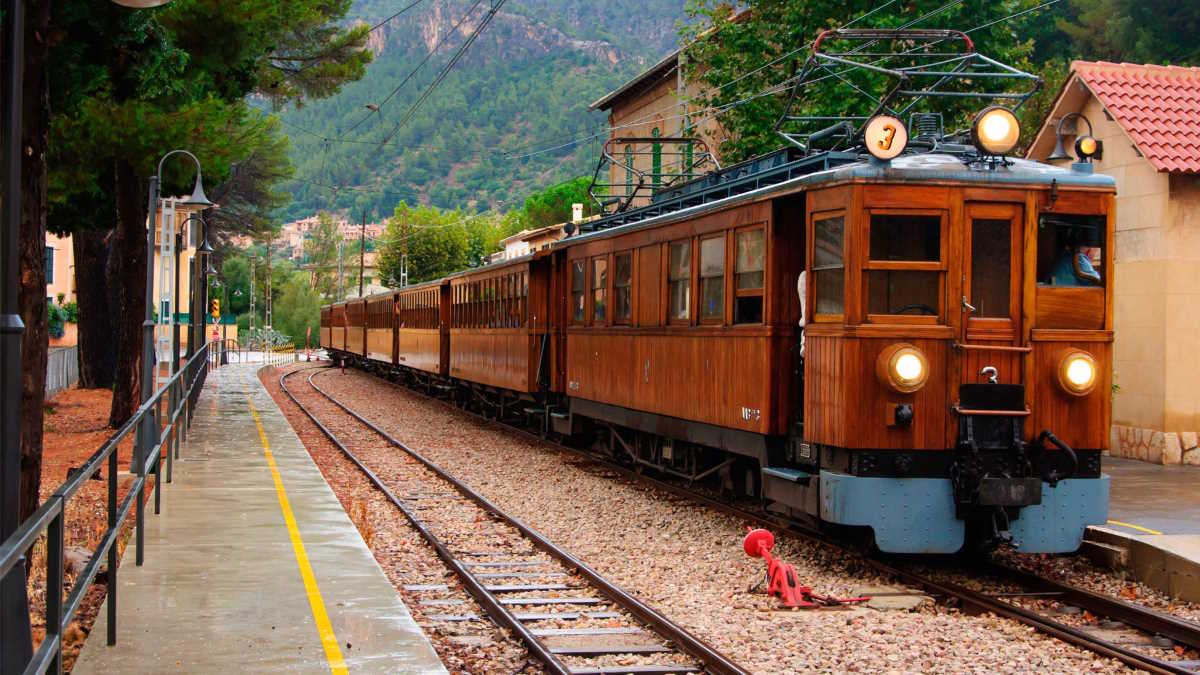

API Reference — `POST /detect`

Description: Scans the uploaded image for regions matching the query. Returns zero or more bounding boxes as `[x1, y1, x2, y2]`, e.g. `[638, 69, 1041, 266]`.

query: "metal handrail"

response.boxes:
[0, 342, 210, 674]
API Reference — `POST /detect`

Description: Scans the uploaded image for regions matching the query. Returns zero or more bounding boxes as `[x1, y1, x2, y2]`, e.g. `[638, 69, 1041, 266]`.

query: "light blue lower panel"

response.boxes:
[819, 471, 965, 554]
[1008, 475, 1110, 553]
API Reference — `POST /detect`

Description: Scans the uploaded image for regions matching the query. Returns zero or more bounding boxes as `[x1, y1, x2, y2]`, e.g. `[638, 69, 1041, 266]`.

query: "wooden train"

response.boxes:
[323, 109, 1113, 554]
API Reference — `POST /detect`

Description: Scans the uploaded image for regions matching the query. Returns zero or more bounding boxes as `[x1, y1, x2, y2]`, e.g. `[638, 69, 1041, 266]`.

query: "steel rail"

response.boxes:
[279, 366, 748, 675]
[333, 357, 1200, 675]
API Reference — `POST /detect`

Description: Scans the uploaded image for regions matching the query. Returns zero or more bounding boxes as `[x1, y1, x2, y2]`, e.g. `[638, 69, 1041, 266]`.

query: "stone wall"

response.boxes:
[1112, 425, 1200, 465]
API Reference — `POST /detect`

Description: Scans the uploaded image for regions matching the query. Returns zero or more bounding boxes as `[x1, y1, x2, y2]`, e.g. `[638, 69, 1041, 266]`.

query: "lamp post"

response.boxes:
[139, 150, 212, 475]
[0, 0, 31, 668]
[184, 214, 211, 361]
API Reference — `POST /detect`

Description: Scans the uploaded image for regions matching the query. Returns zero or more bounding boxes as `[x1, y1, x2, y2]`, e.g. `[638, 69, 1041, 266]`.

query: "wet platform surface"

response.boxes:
[1084, 456, 1200, 601]
[1105, 456, 1200, 536]
[74, 364, 447, 674]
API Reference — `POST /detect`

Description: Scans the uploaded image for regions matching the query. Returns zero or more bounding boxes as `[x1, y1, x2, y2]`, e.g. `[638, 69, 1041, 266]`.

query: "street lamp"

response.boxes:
[0, 1, 31, 670]
[183, 214, 210, 361]
[139, 150, 211, 475]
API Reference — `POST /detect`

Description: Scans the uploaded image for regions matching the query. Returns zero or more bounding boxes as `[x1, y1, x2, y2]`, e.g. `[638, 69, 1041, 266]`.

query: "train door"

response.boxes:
[955, 202, 1026, 389]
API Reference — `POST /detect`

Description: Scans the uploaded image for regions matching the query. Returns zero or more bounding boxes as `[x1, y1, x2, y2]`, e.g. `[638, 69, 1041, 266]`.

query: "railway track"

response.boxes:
[323, 361, 1200, 675]
[278, 366, 748, 675]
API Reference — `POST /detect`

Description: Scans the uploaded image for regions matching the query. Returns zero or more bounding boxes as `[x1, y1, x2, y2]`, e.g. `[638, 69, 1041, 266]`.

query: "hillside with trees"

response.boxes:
[276, 0, 686, 221]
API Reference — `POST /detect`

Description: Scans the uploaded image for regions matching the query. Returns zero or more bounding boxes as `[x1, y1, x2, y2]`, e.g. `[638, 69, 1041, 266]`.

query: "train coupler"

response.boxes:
[743, 528, 870, 609]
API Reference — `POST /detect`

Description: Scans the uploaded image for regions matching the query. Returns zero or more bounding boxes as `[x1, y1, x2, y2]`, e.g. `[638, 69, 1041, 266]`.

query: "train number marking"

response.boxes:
[568, 380, 581, 391]
[740, 407, 761, 422]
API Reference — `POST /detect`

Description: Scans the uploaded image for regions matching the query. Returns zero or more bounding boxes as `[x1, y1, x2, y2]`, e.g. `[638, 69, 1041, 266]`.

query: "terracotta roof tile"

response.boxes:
[1072, 60, 1200, 173]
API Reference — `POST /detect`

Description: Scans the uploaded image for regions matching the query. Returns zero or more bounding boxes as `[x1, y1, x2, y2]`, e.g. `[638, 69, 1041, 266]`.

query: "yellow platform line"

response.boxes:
[246, 393, 348, 675]
[1107, 519, 1163, 536]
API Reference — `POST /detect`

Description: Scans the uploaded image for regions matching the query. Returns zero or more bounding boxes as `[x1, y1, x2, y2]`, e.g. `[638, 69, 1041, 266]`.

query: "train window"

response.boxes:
[735, 229, 764, 324]
[592, 257, 608, 324]
[1037, 213, 1105, 287]
[867, 270, 940, 316]
[614, 252, 633, 323]
[699, 235, 725, 322]
[813, 215, 845, 316]
[865, 213, 943, 320]
[668, 240, 691, 322]
[869, 214, 940, 262]
[571, 261, 585, 323]
[971, 219, 1012, 318]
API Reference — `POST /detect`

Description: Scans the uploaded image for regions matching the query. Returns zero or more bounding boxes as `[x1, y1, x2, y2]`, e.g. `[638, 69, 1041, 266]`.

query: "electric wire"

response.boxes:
[369, 0, 428, 32]
[343, 0, 488, 135]
[378, 0, 509, 147]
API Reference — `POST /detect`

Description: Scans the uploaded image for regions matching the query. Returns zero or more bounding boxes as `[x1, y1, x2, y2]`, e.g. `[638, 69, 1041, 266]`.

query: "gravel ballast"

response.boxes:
[301, 365, 1136, 674]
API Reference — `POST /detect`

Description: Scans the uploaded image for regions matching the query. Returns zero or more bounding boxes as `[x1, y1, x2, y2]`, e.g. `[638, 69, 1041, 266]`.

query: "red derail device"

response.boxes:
[743, 527, 870, 609]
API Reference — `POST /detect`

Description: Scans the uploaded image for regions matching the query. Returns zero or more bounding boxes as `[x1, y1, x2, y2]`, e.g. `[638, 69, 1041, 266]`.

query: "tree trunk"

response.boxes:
[72, 228, 115, 388]
[18, 0, 51, 525]
[107, 158, 147, 429]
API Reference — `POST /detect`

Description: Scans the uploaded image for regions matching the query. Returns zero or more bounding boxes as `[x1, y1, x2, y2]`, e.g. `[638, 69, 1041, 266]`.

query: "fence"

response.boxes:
[45, 346, 79, 397]
[0, 342, 210, 673]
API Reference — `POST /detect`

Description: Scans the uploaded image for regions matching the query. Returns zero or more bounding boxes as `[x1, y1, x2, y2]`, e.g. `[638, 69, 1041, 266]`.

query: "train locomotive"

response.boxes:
[322, 30, 1113, 554]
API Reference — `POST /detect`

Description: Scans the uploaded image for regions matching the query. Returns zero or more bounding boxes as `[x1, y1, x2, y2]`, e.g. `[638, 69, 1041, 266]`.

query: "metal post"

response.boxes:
[249, 256, 255, 332]
[265, 233, 272, 329]
[0, 0, 32, 667]
[359, 209, 365, 297]
[137, 174, 160, 476]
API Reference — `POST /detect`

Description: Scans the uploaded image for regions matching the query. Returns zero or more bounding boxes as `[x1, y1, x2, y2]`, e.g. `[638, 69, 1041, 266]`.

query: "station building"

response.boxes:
[1027, 61, 1200, 466]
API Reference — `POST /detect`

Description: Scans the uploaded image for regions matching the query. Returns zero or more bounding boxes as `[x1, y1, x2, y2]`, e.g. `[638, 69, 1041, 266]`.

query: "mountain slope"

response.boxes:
[277, 0, 685, 221]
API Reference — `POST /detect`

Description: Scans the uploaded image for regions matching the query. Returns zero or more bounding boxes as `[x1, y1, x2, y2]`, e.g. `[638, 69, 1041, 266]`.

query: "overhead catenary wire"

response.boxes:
[503, 0, 1057, 161]
[343, 0, 488, 135]
[378, 0, 510, 148]
[368, 0, 428, 32]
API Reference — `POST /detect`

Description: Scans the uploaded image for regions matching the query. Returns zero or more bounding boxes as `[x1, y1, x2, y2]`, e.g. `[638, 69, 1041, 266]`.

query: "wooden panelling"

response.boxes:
[449, 329, 536, 392]
[805, 336, 950, 450]
[958, 341, 1023, 385]
[345, 327, 365, 356]
[332, 327, 345, 352]
[319, 327, 331, 349]
[565, 328, 783, 434]
[636, 243, 661, 326]
[397, 329, 443, 374]
[1030, 340, 1111, 450]
[366, 328, 393, 364]
[1035, 287, 1105, 329]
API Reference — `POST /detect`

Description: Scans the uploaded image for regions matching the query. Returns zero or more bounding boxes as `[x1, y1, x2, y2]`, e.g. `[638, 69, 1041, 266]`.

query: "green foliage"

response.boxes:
[378, 203, 473, 285]
[518, 177, 597, 230]
[48, 305, 67, 340]
[273, 271, 325, 348]
[304, 212, 343, 299]
[679, 1, 1043, 164]
[63, 302, 79, 324]
[1056, 0, 1200, 64]
[219, 257, 252, 316]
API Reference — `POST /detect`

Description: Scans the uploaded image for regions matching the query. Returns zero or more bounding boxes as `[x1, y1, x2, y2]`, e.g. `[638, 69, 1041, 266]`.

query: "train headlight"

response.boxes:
[972, 106, 1021, 156]
[876, 343, 930, 394]
[1057, 350, 1098, 396]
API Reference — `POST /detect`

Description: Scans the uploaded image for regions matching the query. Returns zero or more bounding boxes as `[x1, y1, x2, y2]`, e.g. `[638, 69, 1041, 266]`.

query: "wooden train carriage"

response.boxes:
[319, 306, 332, 348]
[364, 291, 395, 364]
[557, 197, 800, 455]
[448, 253, 552, 393]
[395, 280, 449, 376]
[344, 298, 366, 357]
[330, 302, 347, 352]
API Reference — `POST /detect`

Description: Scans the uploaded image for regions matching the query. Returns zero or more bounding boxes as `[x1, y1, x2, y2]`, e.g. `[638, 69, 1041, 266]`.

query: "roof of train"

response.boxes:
[555, 152, 1116, 249]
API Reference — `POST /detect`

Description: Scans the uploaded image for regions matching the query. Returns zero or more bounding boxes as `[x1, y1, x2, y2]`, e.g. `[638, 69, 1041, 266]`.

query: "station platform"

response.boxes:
[1084, 456, 1200, 602]
[73, 364, 447, 674]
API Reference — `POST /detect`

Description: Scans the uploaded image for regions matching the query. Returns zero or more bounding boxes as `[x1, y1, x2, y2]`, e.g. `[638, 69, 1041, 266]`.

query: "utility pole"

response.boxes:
[358, 209, 365, 298]
[337, 241, 344, 301]
[249, 256, 255, 332]
[265, 232, 272, 330]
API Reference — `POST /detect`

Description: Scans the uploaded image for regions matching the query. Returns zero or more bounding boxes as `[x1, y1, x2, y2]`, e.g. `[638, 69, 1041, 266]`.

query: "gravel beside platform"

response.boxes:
[310, 366, 1131, 674]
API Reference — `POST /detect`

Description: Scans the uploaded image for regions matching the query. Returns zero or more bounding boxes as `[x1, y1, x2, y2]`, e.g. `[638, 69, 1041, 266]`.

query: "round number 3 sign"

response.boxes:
[864, 115, 908, 161]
